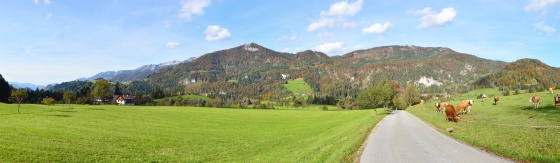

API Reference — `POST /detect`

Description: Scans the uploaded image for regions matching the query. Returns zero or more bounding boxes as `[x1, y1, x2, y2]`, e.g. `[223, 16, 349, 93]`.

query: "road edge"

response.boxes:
[404, 109, 516, 162]
[353, 109, 394, 163]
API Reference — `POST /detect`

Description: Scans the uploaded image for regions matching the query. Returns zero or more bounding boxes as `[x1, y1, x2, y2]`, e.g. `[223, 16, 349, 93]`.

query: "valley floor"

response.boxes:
[0, 104, 388, 162]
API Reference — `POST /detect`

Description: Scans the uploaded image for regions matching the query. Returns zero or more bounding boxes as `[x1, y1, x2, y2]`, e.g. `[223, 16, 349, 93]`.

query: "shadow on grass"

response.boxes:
[59, 110, 77, 112]
[86, 108, 106, 110]
[52, 114, 72, 117]
[521, 105, 559, 111]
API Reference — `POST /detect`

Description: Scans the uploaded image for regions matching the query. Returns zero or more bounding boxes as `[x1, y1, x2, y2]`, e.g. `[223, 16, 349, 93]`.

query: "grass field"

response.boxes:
[0, 103, 388, 162]
[408, 90, 560, 162]
[284, 78, 313, 97]
[155, 94, 213, 103]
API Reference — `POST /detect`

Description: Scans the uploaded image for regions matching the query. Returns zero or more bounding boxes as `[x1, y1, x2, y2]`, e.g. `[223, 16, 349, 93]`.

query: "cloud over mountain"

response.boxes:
[413, 7, 456, 28]
[205, 25, 231, 41]
[362, 22, 392, 34]
[178, 0, 212, 20]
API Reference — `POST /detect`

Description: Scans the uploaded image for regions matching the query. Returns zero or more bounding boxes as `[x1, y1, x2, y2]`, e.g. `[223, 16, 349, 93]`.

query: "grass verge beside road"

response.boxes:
[408, 91, 560, 163]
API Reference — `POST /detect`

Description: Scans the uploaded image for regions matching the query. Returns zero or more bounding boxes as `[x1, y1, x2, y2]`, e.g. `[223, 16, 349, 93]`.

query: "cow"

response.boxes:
[456, 100, 473, 116]
[530, 94, 540, 110]
[550, 87, 554, 94]
[435, 102, 444, 113]
[494, 96, 499, 105]
[555, 94, 559, 108]
[420, 99, 425, 104]
[481, 94, 487, 102]
[444, 103, 459, 123]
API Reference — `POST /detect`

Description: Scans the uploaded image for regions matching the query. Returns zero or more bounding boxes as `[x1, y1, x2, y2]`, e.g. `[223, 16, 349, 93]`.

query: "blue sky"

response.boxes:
[0, 0, 559, 85]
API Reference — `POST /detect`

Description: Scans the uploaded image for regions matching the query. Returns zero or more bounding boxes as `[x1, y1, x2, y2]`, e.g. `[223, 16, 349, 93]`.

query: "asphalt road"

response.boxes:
[359, 110, 512, 163]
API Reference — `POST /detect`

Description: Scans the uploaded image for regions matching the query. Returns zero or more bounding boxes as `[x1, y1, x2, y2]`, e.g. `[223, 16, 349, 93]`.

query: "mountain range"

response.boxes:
[77, 58, 195, 82]
[9, 82, 46, 89]
[46, 43, 559, 100]
[147, 43, 507, 99]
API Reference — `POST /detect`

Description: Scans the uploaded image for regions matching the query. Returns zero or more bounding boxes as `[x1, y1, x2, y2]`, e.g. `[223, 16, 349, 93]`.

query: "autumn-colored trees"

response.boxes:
[10, 89, 27, 114]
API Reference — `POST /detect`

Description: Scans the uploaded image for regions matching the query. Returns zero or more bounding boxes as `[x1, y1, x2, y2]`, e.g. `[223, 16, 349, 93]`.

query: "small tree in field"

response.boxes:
[63, 91, 76, 109]
[10, 89, 28, 114]
[403, 83, 420, 107]
[42, 97, 56, 110]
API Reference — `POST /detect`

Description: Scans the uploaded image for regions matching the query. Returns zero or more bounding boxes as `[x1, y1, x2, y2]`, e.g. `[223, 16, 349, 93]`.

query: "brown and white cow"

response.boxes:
[435, 102, 443, 113]
[481, 94, 487, 102]
[530, 94, 540, 110]
[555, 94, 559, 108]
[456, 100, 473, 116]
[444, 103, 459, 123]
[494, 96, 499, 105]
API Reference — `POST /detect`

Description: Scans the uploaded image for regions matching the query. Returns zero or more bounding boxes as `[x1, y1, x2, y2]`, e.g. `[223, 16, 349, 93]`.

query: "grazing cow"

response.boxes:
[435, 102, 444, 113]
[481, 94, 487, 102]
[456, 100, 473, 116]
[494, 96, 499, 105]
[555, 94, 560, 108]
[444, 103, 459, 123]
[530, 94, 540, 110]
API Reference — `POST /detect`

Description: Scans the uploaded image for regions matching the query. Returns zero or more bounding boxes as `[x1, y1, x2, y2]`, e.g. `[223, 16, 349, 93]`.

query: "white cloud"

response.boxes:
[321, 0, 363, 17]
[281, 48, 290, 52]
[362, 22, 392, 34]
[510, 42, 525, 46]
[34, 0, 39, 5]
[308, 0, 363, 32]
[205, 25, 231, 41]
[315, 42, 344, 53]
[413, 7, 457, 28]
[178, 0, 212, 20]
[279, 32, 297, 41]
[44, 0, 50, 5]
[534, 22, 557, 34]
[524, 0, 559, 15]
[166, 41, 180, 48]
[343, 22, 357, 29]
[307, 18, 335, 31]
[45, 12, 52, 20]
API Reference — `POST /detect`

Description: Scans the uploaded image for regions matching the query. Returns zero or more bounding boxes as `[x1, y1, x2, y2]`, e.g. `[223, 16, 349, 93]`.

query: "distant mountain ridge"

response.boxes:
[78, 59, 194, 82]
[8, 82, 46, 89]
[147, 43, 508, 98]
[44, 43, 560, 102]
[474, 58, 560, 89]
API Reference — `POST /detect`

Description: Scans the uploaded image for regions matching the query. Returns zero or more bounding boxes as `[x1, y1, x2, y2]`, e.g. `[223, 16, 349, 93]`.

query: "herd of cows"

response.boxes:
[433, 93, 560, 123]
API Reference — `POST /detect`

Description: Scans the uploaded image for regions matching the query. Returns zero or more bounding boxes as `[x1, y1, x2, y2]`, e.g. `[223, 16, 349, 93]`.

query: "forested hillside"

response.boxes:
[45, 43, 527, 104]
[147, 43, 507, 101]
[474, 58, 560, 92]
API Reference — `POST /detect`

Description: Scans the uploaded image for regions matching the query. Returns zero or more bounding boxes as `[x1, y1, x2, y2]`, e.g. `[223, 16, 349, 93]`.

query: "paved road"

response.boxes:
[360, 110, 512, 163]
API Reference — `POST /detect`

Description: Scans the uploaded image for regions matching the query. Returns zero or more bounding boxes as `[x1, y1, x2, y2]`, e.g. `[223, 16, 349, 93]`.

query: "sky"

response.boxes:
[0, 0, 559, 85]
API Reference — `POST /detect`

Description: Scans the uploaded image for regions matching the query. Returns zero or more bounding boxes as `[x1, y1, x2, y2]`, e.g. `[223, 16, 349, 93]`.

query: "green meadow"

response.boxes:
[284, 78, 313, 97]
[0, 103, 388, 162]
[408, 90, 560, 163]
[155, 94, 214, 103]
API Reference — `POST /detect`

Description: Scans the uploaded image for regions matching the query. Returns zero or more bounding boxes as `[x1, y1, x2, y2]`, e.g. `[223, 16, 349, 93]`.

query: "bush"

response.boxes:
[321, 105, 328, 111]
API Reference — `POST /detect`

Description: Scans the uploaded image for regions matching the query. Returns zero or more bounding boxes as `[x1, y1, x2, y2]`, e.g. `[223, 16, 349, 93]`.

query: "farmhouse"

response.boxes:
[112, 95, 136, 105]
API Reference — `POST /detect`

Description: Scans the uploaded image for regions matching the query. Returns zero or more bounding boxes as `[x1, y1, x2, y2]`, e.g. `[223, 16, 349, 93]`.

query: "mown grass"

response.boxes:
[154, 94, 213, 103]
[284, 78, 313, 97]
[0, 103, 389, 162]
[408, 90, 560, 163]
